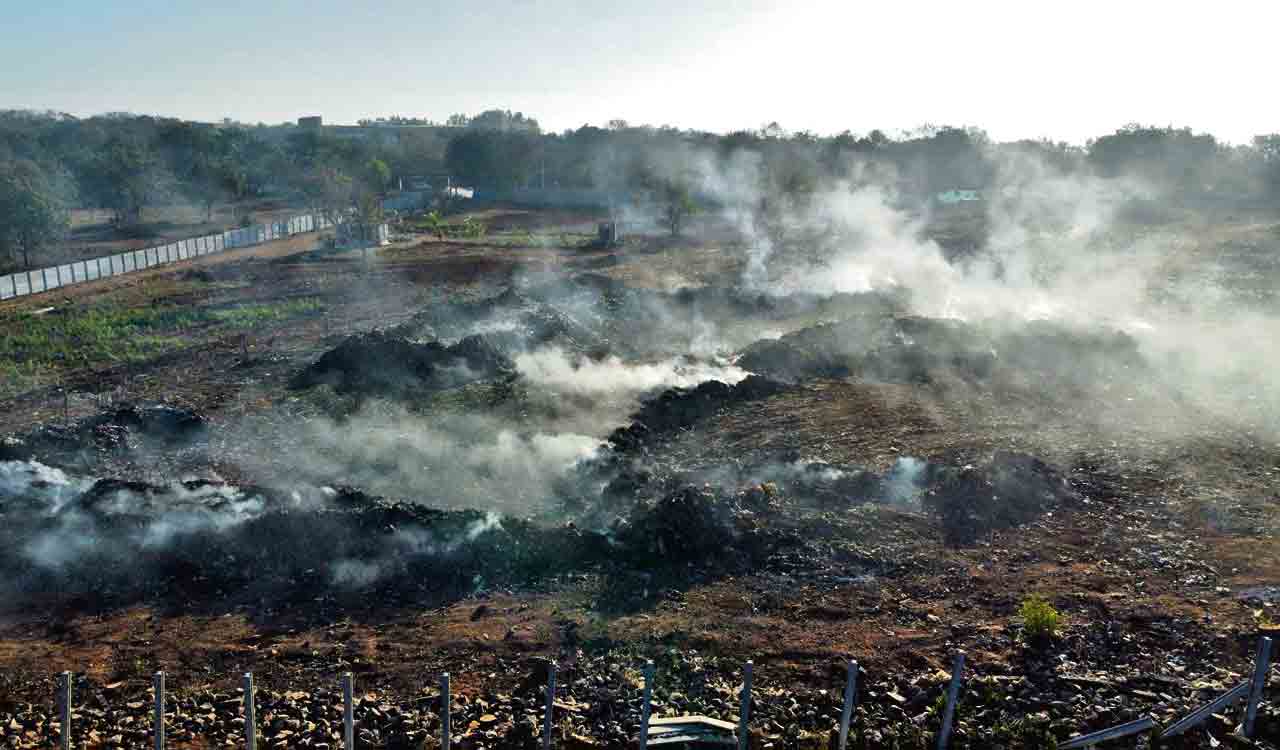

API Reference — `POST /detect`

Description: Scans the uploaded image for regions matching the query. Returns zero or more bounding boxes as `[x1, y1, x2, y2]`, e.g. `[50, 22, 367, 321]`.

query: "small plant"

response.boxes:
[421, 211, 447, 239]
[1019, 594, 1060, 644]
[460, 216, 486, 238]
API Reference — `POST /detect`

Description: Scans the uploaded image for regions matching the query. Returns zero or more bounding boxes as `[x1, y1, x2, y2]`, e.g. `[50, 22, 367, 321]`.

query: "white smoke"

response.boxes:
[515, 347, 748, 396]
[0, 460, 90, 513]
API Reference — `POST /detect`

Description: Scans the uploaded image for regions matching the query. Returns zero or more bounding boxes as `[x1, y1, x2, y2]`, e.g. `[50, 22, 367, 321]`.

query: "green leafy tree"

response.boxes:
[659, 178, 698, 237]
[366, 158, 391, 195]
[97, 136, 162, 226]
[0, 159, 70, 269]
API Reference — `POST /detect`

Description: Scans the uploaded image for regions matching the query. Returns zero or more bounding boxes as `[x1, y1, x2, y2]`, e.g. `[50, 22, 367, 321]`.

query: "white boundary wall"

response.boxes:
[0, 213, 335, 301]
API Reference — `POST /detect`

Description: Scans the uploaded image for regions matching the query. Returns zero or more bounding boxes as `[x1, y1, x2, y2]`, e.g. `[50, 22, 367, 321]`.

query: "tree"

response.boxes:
[0, 159, 70, 269]
[301, 166, 355, 229]
[366, 158, 391, 195]
[96, 135, 163, 226]
[659, 178, 697, 237]
[445, 130, 536, 190]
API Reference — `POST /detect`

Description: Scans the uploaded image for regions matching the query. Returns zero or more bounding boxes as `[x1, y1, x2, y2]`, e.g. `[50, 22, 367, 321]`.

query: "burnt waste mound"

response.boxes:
[922, 451, 1082, 546]
[738, 313, 1145, 392]
[738, 315, 996, 384]
[0, 462, 605, 610]
[0, 403, 207, 469]
[0, 458, 809, 612]
[606, 375, 790, 453]
[291, 330, 514, 397]
[393, 273, 907, 359]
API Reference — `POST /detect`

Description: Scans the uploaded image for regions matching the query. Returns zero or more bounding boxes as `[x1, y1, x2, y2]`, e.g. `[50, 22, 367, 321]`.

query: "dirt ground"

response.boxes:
[0, 210, 1278, 749]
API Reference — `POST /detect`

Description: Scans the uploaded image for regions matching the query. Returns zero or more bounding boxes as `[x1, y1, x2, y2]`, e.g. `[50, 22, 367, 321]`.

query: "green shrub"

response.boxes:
[460, 216, 487, 238]
[1019, 594, 1060, 643]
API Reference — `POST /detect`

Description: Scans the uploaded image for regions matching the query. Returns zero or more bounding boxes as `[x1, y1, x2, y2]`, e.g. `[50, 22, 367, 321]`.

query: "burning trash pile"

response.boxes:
[0, 404, 207, 467]
[737, 312, 1146, 394]
[921, 451, 1082, 545]
[290, 330, 515, 397]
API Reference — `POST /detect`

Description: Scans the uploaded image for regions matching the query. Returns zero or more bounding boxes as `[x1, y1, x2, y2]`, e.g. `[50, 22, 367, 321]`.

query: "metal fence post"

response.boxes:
[1162, 680, 1250, 738]
[154, 671, 165, 750]
[243, 673, 256, 750]
[342, 672, 355, 749]
[543, 662, 557, 750]
[739, 660, 753, 750]
[838, 659, 858, 750]
[640, 660, 654, 750]
[41, 267, 49, 291]
[1062, 717, 1157, 749]
[59, 671, 72, 750]
[937, 653, 964, 750]
[441, 673, 451, 750]
[1246, 636, 1273, 737]
[9, 273, 17, 298]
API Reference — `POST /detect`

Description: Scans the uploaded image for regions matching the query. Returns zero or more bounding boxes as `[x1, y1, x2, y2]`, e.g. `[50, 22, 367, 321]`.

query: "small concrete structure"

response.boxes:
[334, 222, 390, 249]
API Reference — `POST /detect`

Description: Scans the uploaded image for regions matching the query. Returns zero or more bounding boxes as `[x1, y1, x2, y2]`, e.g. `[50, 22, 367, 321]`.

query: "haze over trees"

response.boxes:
[2, 106, 1280, 270]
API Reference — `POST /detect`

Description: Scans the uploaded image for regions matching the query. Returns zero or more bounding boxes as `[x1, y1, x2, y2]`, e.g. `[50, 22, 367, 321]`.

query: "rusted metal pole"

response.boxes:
[243, 673, 256, 750]
[342, 672, 355, 749]
[639, 660, 654, 749]
[59, 671, 72, 750]
[441, 673, 451, 750]
[543, 662, 557, 750]
[738, 660, 753, 750]
[1061, 717, 1156, 749]
[154, 671, 166, 750]
[936, 653, 964, 750]
[838, 659, 858, 750]
[1245, 636, 1273, 738]
[1161, 680, 1249, 738]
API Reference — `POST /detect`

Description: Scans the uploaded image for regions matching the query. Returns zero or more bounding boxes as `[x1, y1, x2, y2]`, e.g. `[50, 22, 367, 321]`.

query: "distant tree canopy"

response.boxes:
[0, 158, 70, 268]
[1087, 124, 1221, 190]
[3, 107, 1280, 269]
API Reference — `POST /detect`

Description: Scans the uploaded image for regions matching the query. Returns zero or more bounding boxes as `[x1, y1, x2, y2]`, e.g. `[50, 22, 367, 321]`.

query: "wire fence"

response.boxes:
[0, 213, 335, 302]
[36, 637, 1275, 749]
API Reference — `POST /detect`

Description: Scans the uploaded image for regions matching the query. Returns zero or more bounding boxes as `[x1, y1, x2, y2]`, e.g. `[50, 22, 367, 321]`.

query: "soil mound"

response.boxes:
[0, 404, 207, 466]
[291, 330, 514, 396]
[607, 375, 790, 452]
[923, 451, 1079, 546]
[738, 314, 995, 384]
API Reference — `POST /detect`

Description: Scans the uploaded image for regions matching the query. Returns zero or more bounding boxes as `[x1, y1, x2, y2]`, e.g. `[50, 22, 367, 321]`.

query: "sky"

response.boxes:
[4, 0, 1279, 144]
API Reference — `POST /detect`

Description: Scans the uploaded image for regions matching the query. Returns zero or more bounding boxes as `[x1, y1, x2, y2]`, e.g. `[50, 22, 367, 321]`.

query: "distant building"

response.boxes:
[936, 188, 982, 204]
[298, 116, 323, 129]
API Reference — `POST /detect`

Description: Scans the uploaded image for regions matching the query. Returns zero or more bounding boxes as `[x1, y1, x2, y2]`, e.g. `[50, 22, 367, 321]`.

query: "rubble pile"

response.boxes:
[610, 485, 776, 568]
[922, 451, 1081, 546]
[607, 376, 790, 453]
[738, 315, 995, 385]
[0, 404, 207, 467]
[290, 330, 514, 397]
[738, 314, 1149, 393]
[0, 470, 609, 609]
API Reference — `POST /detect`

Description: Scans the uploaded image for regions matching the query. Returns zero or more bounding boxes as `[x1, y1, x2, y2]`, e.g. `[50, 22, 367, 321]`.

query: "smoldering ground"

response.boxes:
[2, 136, 1279, 618]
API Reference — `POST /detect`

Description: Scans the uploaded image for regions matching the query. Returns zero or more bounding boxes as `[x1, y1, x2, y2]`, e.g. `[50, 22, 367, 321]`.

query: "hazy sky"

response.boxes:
[4, 0, 1278, 144]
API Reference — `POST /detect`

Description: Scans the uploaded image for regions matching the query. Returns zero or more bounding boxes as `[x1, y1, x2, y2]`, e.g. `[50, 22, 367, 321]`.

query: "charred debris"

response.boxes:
[0, 272, 1143, 614]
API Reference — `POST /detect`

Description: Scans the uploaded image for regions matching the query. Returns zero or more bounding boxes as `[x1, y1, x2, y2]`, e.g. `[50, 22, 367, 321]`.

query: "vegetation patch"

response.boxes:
[0, 297, 324, 396]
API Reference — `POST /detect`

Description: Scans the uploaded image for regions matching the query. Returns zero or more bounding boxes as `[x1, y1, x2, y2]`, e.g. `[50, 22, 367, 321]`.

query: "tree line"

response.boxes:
[3, 107, 1280, 268]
